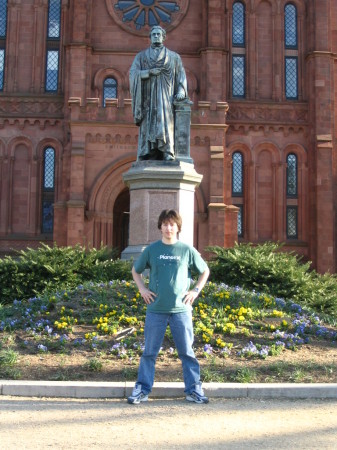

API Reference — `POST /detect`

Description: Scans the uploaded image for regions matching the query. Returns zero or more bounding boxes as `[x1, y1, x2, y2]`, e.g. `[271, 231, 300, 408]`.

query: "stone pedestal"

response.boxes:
[121, 160, 203, 260]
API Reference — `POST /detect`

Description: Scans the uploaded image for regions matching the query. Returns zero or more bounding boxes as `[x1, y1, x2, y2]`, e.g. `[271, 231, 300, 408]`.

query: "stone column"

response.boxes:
[174, 98, 193, 163]
[66, 143, 86, 246]
[121, 161, 203, 260]
[207, 146, 239, 248]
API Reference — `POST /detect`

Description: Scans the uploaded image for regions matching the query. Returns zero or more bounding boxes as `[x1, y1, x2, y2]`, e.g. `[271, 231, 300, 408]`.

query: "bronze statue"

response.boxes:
[130, 26, 187, 161]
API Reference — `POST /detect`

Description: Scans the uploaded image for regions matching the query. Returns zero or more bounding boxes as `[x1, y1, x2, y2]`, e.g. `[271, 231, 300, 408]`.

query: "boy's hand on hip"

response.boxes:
[140, 288, 156, 305]
[183, 290, 199, 305]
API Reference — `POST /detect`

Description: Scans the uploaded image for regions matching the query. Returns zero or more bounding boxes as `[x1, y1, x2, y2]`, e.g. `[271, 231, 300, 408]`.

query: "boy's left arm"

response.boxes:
[183, 266, 210, 305]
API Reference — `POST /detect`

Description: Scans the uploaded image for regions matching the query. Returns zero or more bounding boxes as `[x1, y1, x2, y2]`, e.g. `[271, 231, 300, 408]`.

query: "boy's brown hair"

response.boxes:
[158, 209, 182, 233]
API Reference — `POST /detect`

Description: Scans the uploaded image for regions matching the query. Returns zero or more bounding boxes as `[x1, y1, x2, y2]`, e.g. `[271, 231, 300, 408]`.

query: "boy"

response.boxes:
[128, 209, 210, 404]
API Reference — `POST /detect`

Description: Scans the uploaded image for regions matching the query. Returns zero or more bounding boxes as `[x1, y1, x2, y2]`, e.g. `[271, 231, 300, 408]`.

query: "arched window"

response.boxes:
[286, 153, 297, 197]
[0, 0, 8, 91]
[232, 152, 243, 196]
[232, 2, 246, 98]
[285, 4, 297, 49]
[286, 153, 298, 239]
[284, 4, 298, 99]
[42, 147, 55, 234]
[232, 151, 244, 237]
[103, 77, 117, 106]
[232, 2, 245, 47]
[45, 0, 61, 92]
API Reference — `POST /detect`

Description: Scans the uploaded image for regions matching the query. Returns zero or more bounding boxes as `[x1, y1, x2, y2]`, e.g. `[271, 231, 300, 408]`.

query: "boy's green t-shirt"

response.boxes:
[133, 240, 208, 314]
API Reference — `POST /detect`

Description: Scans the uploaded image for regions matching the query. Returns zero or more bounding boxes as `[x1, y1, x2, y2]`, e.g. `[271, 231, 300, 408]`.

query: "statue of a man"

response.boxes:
[130, 25, 187, 161]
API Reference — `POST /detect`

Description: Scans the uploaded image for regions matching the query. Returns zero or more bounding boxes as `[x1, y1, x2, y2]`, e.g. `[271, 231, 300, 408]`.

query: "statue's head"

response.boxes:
[149, 25, 166, 44]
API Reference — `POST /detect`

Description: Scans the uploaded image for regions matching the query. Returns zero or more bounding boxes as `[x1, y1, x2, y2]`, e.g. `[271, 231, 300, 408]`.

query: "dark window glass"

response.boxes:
[42, 201, 54, 234]
[285, 4, 297, 49]
[47, 0, 61, 39]
[232, 55, 245, 97]
[287, 206, 298, 239]
[0, 48, 4, 90]
[286, 153, 297, 197]
[236, 204, 243, 237]
[0, 0, 7, 38]
[285, 57, 298, 99]
[232, 152, 243, 196]
[45, 50, 59, 92]
[232, 2, 245, 47]
[103, 77, 117, 106]
[42, 147, 55, 234]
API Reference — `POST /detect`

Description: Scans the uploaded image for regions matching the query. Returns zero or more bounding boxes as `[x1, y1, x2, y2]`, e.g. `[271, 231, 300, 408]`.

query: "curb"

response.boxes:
[1, 381, 337, 399]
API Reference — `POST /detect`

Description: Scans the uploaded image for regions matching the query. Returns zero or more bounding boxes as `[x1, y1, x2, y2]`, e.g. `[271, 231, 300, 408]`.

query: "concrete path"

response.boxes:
[1, 395, 337, 449]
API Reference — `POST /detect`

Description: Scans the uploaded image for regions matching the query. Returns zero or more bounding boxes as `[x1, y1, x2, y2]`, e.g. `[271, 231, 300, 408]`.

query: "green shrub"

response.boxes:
[207, 242, 337, 318]
[0, 244, 133, 304]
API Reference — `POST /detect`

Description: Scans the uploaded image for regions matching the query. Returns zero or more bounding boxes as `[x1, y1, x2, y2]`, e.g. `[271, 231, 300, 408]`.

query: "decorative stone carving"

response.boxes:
[106, 0, 189, 36]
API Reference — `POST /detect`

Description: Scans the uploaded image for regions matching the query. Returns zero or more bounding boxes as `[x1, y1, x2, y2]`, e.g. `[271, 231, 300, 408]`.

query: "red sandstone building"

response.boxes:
[0, 0, 336, 273]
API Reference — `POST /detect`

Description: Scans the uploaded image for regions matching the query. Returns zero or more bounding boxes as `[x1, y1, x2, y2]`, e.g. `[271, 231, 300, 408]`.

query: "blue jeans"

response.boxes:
[137, 311, 201, 395]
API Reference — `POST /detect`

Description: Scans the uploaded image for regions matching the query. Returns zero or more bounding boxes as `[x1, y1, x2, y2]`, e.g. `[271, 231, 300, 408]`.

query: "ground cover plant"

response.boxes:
[207, 242, 337, 320]
[0, 279, 336, 383]
[0, 244, 132, 304]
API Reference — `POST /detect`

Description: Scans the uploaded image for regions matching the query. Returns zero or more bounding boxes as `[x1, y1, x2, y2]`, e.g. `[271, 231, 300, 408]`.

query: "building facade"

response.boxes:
[0, 0, 336, 273]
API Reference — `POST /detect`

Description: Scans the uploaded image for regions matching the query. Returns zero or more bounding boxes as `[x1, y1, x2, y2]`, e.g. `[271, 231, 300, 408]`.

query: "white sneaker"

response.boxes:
[127, 383, 149, 404]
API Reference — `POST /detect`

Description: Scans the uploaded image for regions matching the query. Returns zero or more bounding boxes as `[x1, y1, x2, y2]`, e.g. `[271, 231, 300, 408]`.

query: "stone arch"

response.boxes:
[253, 141, 282, 163]
[7, 138, 34, 234]
[92, 67, 126, 105]
[283, 142, 307, 164]
[86, 156, 135, 250]
[252, 142, 282, 241]
[185, 68, 199, 104]
[228, 141, 252, 164]
[254, 0, 275, 13]
[7, 136, 33, 159]
[283, 143, 308, 243]
[281, 0, 306, 16]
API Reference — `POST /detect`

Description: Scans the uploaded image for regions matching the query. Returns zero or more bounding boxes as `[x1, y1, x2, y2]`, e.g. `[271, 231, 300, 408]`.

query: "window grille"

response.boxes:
[232, 2, 245, 47]
[286, 206, 298, 239]
[0, 0, 7, 38]
[232, 152, 243, 196]
[285, 4, 297, 49]
[42, 147, 55, 234]
[0, 48, 4, 90]
[0, 0, 7, 91]
[45, 0, 61, 93]
[103, 77, 117, 106]
[285, 57, 298, 99]
[46, 50, 59, 92]
[286, 153, 297, 197]
[47, 0, 61, 39]
[236, 204, 244, 237]
[232, 55, 245, 97]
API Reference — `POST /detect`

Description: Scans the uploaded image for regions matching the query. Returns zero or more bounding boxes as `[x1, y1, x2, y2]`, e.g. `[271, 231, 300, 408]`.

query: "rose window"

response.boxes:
[107, 0, 189, 35]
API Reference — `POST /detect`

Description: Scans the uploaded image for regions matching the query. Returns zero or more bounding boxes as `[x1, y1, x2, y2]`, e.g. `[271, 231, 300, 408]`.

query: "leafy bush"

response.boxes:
[207, 242, 337, 318]
[0, 244, 132, 304]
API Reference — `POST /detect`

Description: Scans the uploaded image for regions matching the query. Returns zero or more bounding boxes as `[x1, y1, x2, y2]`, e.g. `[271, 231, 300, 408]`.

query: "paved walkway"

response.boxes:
[1, 395, 337, 449]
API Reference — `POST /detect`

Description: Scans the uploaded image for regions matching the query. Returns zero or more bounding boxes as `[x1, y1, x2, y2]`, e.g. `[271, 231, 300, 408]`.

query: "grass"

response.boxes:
[0, 279, 336, 383]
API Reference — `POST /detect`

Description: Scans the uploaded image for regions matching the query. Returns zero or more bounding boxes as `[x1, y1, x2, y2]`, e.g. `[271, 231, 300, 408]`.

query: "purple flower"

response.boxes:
[37, 344, 48, 352]
[204, 344, 213, 354]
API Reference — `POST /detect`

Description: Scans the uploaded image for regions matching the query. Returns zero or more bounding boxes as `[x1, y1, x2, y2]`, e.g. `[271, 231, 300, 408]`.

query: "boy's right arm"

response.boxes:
[132, 266, 157, 305]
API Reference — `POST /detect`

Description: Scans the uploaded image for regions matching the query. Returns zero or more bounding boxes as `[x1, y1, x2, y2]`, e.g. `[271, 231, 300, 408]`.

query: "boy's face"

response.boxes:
[161, 219, 178, 242]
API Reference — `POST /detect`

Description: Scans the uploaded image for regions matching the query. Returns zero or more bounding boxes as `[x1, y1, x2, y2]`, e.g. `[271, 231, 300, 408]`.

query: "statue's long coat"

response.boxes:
[130, 46, 187, 159]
